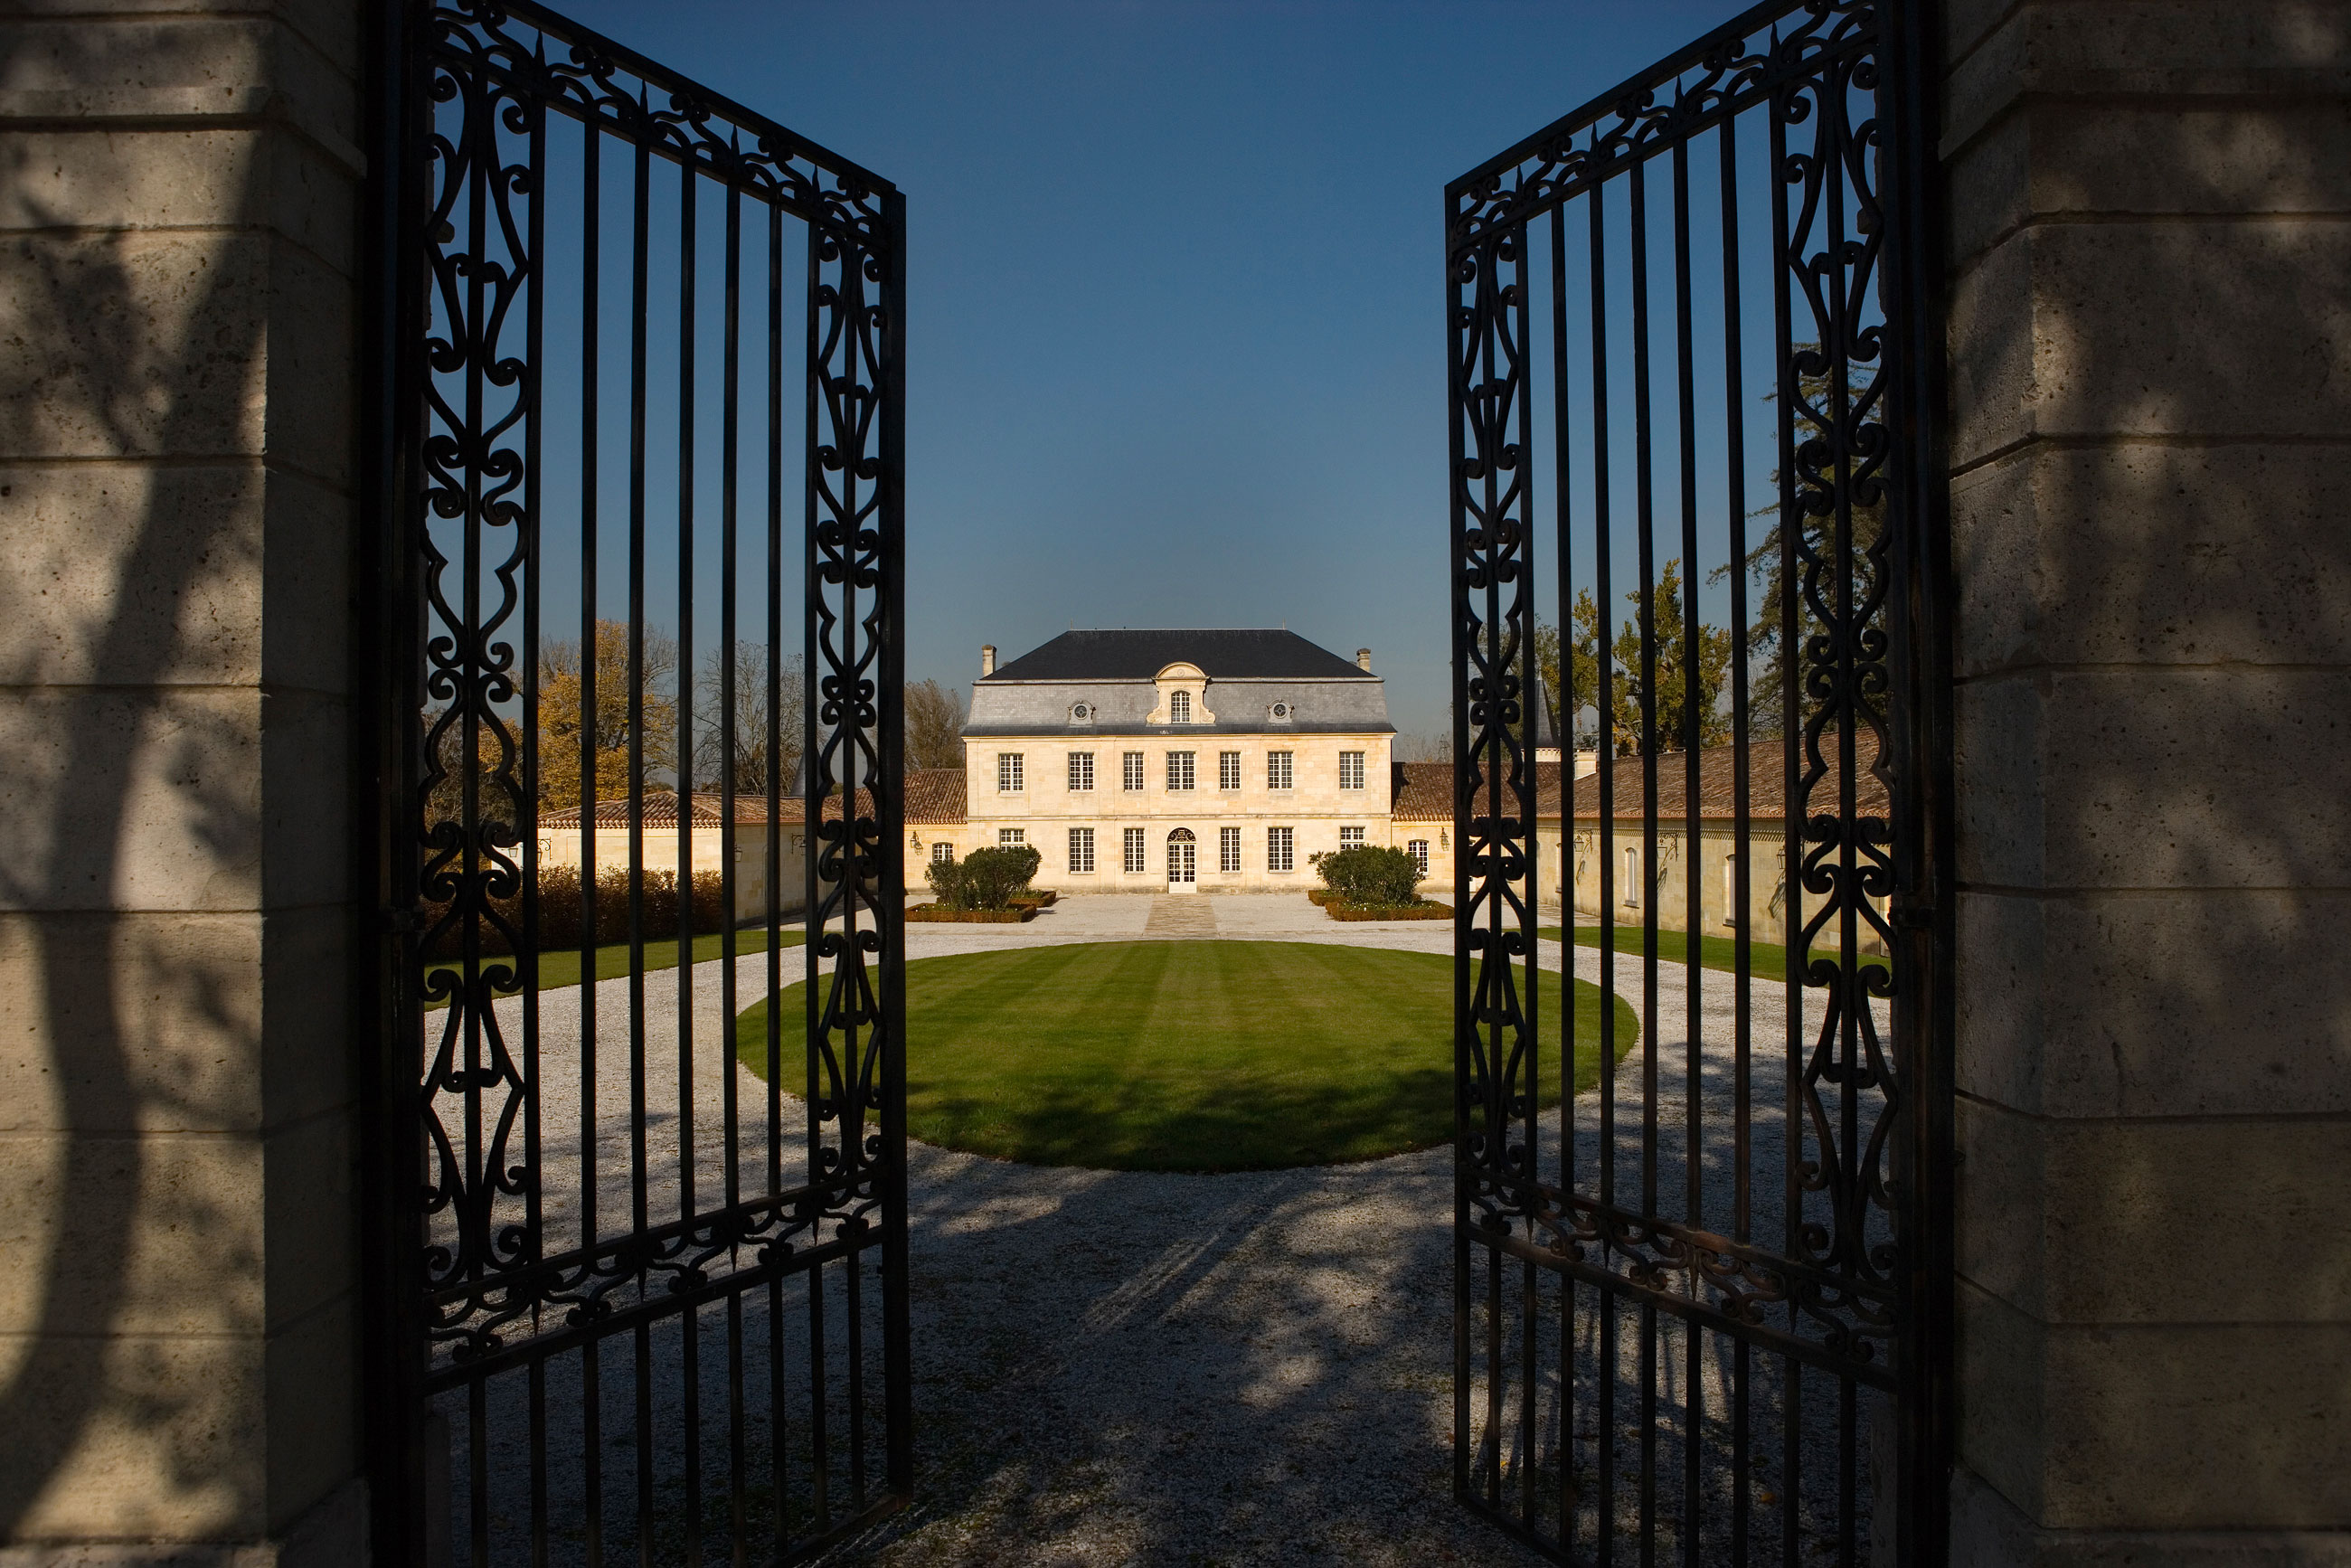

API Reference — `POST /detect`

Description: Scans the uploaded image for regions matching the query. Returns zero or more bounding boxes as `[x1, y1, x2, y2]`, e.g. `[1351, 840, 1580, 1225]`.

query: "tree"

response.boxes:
[691, 640, 803, 796]
[1710, 351, 1886, 737]
[1609, 558, 1734, 754]
[1534, 590, 1607, 745]
[904, 678, 967, 770]
[536, 619, 678, 808]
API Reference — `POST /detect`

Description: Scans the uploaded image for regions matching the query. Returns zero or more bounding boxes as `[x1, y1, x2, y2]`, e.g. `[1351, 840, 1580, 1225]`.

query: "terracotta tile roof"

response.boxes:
[540, 790, 778, 830]
[1391, 736, 1888, 823]
[1569, 735, 1887, 820]
[904, 768, 968, 825]
[1392, 760, 1569, 821]
[539, 770, 968, 831]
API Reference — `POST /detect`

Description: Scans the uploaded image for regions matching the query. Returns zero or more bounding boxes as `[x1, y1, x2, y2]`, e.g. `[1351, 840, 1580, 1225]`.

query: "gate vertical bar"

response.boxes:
[385, 4, 911, 1557]
[1446, 3, 1950, 1561]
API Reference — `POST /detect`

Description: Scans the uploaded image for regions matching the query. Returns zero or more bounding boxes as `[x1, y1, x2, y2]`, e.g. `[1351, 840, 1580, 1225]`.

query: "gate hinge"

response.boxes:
[381, 906, 422, 935]
[1888, 893, 1936, 931]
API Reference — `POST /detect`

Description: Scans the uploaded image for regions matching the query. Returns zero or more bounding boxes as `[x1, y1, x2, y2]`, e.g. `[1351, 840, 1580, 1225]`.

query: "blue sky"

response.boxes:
[530, 0, 1755, 741]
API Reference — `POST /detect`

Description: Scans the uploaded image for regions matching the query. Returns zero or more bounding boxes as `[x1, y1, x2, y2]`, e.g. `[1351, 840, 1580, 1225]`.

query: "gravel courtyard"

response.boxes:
[439, 893, 1884, 1565]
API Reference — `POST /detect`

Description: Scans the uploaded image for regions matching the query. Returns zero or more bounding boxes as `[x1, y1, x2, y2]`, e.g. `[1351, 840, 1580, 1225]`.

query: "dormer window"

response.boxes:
[1070, 702, 1093, 723]
[1270, 702, 1293, 722]
[1170, 691, 1192, 723]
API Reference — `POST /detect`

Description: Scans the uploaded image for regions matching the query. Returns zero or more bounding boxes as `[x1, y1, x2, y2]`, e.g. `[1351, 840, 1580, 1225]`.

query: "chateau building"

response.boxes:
[918, 629, 1430, 893]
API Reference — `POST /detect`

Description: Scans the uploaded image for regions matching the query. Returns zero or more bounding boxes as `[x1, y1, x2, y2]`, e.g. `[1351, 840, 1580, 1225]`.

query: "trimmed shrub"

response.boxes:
[1312, 845, 1425, 909]
[924, 844, 1042, 911]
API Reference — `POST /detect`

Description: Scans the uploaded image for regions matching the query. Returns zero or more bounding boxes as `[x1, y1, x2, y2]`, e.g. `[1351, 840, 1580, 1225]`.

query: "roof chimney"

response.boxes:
[1356, 647, 1373, 671]
[980, 644, 996, 676]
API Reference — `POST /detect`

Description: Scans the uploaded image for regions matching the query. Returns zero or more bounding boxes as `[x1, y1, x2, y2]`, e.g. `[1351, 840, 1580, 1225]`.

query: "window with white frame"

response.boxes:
[1068, 751, 1094, 791]
[1723, 853, 1738, 927]
[997, 752, 1024, 792]
[1169, 689, 1192, 723]
[1069, 827, 1095, 874]
[1339, 826, 1364, 848]
[1000, 827, 1025, 847]
[1408, 839, 1430, 875]
[1267, 751, 1293, 790]
[1624, 846, 1639, 907]
[1219, 826, 1241, 873]
[1123, 827, 1146, 874]
[1166, 751, 1195, 790]
[931, 841, 953, 865]
[1338, 751, 1365, 790]
[1218, 751, 1241, 790]
[1122, 751, 1144, 791]
[1268, 826, 1294, 873]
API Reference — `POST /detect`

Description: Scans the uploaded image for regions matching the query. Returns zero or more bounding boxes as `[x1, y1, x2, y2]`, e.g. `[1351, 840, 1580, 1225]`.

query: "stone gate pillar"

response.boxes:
[0, 0, 372, 1561]
[1942, 1, 2351, 1561]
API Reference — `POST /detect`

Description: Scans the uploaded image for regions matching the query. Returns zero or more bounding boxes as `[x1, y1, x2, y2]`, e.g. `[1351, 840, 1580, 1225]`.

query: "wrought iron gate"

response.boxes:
[370, 1, 908, 1560]
[1445, 0, 1951, 1562]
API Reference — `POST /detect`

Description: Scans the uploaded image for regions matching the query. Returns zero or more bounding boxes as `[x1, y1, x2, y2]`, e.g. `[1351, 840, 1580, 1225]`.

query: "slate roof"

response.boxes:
[980, 629, 1374, 683]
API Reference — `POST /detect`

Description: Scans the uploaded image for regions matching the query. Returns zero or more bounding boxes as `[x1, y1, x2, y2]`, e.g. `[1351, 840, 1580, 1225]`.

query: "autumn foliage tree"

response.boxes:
[535, 619, 678, 809]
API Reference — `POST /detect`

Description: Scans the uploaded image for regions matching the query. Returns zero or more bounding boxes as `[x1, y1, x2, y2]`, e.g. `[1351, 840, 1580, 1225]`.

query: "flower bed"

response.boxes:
[1306, 888, 1343, 907]
[906, 903, 1036, 923]
[1324, 900, 1452, 922]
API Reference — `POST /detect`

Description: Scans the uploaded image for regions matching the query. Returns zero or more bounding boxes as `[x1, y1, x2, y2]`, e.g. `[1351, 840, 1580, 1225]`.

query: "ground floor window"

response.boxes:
[1724, 853, 1738, 926]
[1219, 826, 1241, 872]
[1123, 827, 1146, 874]
[1001, 827, 1025, 848]
[1268, 826, 1294, 873]
[1408, 838, 1429, 875]
[1339, 825, 1364, 848]
[931, 841, 953, 864]
[1069, 827, 1095, 873]
[1623, 845, 1639, 907]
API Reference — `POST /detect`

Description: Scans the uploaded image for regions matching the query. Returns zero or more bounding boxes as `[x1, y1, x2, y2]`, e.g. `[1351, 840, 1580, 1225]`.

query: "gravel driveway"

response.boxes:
[435, 893, 1891, 1565]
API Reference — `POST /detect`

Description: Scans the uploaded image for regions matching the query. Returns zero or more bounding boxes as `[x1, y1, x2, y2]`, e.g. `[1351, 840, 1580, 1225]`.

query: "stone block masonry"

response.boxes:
[1941, 0, 2351, 1561]
[0, 1, 370, 1562]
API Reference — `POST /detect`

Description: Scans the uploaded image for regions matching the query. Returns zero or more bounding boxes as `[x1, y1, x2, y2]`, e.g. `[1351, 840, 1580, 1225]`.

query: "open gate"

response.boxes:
[1446, 0, 1952, 1562]
[370, 1, 907, 1560]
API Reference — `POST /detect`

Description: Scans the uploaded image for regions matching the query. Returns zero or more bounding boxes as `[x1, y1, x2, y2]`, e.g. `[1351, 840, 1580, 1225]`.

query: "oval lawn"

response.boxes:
[735, 940, 1638, 1172]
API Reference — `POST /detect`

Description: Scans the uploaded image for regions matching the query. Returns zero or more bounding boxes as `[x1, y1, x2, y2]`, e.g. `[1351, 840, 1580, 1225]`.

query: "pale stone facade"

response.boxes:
[943, 631, 1408, 894]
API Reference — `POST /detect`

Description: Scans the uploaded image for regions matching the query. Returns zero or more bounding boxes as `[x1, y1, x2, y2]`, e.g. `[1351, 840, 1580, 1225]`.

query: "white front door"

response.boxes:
[1166, 836, 1196, 891]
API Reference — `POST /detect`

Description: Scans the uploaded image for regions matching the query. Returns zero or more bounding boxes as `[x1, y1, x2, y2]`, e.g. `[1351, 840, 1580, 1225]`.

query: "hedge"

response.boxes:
[422, 864, 728, 959]
[1324, 900, 1453, 922]
[906, 903, 1035, 923]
